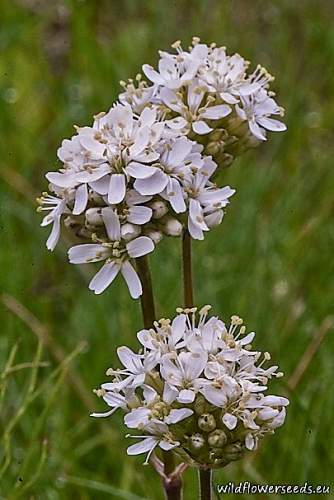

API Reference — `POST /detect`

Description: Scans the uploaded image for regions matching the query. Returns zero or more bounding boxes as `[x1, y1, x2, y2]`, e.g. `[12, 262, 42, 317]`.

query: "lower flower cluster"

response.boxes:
[92, 306, 289, 468]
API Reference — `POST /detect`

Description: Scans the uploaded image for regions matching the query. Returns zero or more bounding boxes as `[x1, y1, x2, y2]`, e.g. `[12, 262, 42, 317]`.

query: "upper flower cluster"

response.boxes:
[92, 306, 289, 467]
[120, 37, 286, 164]
[38, 37, 286, 298]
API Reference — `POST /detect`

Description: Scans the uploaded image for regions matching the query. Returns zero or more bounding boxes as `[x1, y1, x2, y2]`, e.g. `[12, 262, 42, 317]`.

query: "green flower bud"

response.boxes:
[198, 413, 216, 432]
[194, 395, 209, 415]
[223, 442, 244, 462]
[189, 433, 205, 450]
[208, 429, 227, 448]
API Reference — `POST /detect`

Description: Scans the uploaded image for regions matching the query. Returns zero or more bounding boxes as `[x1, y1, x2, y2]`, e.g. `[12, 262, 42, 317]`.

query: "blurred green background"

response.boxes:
[1, 0, 333, 498]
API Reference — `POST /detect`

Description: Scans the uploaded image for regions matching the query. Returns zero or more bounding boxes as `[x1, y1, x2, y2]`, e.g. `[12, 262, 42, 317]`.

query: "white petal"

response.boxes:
[165, 408, 193, 425]
[126, 236, 154, 258]
[124, 408, 150, 428]
[188, 217, 204, 240]
[102, 208, 121, 241]
[142, 64, 164, 85]
[139, 107, 157, 127]
[204, 210, 223, 228]
[46, 217, 61, 251]
[262, 395, 289, 407]
[121, 261, 142, 299]
[269, 407, 286, 428]
[126, 162, 158, 179]
[165, 178, 186, 213]
[245, 433, 255, 450]
[177, 389, 195, 403]
[129, 126, 150, 157]
[249, 120, 267, 141]
[103, 392, 126, 408]
[46, 172, 77, 188]
[134, 170, 168, 196]
[80, 135, 106, 156]
[220, 92, 239, 104]
[162, 384, 178, 405]
[257, 408, 279, 421]
[239, 332, 255, 345]
[167, 137, 193, 166]
[189, 199, 208, 229]
[192, 120, 213, 135]
[89, 262, 120, 294]
[159, 440, 179, 451]
[137, 329, 155, 350]
[75, 164, 110, 183]
[201, 104, 231, 120]
[160, 87, 183, 113]
[257, 116, 287, 132]
[117, 346, 143, 373]
[166, 117, 188, 130]
[68, 244, 108, 264]
[108, 174, 126, 204]
[127, 437, 158, 456]
[201, 386, 227, 407]
[171, 314, 186, 344]
[73, 184, 88, 215]
[127, 205, 152, 225]
[126, 189, 152, 206]
[222, 413, 238, 430]
[89, 175, 110, 195]
[160, 358, 183, 386]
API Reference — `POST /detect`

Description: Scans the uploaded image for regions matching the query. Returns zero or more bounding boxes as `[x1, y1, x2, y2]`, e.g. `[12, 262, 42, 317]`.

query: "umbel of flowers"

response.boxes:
[38, 37, 288, 500]
[92, 307, 288, 468]
[37, 37, 285, 299]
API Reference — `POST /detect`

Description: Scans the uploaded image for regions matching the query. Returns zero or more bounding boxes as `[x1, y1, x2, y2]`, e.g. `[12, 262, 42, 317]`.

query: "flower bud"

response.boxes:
[64, 215, 81, 229]
[205, 141, 223, 156]
[208, 429, 227, 448]
[163, 218, 183, 237]
[198, 413, 216, 432]
[89, 192, 106, 206]
[150, 200, 168, 219]
[189, 433, 205, 450]
[194, 394, 209, 415]
[85, 208, 103, 227]
[223, 442, 243, 462]
[145, 229, 163, 245]
[121, 223, 141, 241]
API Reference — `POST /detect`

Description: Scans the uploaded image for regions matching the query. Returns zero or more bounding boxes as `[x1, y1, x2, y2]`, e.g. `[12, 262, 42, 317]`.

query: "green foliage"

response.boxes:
[0, 1, 333, 498]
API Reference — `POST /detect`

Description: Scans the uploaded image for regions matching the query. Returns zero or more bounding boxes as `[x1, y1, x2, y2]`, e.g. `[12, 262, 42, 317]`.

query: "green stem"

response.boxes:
[182, 229, 194, 307]
[136, 256, 182, 500]
[199, 469, 212, 500]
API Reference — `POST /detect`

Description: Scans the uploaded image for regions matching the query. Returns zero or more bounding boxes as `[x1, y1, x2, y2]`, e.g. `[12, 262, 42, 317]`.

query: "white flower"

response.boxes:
[68, 235, 154, 297]
[162, 81, 231, 135]
[102, 189, 153, 232]
[37, 194, 69, 251]
[182, 158, 235, 240]
[137, 314, 187, 355]
[198, 48, 255, 104]
[47, 104, 164, 205]
[142, 45, 203, 90]
[124, 385, 193, 428]
[93, 306, 289, 468]
[160, 351, 208, 403]
[127, 420, 180, 465]
[236, 88, 286, 141]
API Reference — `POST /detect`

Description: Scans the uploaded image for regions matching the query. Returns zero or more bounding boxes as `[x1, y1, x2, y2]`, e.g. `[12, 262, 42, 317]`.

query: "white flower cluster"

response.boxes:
[38, 37, 286, 298]
[92, 306, 289, 468]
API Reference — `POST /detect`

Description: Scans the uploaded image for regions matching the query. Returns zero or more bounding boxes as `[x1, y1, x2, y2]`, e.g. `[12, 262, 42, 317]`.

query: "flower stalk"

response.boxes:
[136, 255, 183, 500]
[199, 469, 212, 500]
[182, 229, 194, 308]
